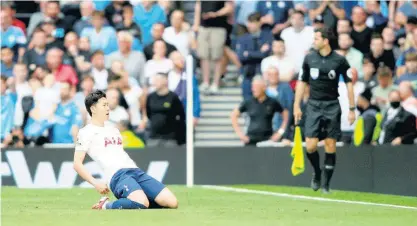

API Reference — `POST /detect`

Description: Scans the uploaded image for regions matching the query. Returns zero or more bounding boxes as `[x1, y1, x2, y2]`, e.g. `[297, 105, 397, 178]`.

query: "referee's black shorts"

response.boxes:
[304, 99, 342, 140]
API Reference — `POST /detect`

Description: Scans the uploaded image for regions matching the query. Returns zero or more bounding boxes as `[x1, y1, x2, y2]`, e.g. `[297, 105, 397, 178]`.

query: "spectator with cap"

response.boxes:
[336, 32, 364, 79]
[256, 0, 293, 38]
[106, 31, 146, 84]
[0, 75, 16, 143]
[22, 29, 47, 74]
[237, 12, 273, 100]
[0, 2, 26, 34]
[134, 0, 167, 46]
[1, 10, 26, 63]
[194, 0, 233, 95]
[371, 66, 398, 113]
[379, 90, 417, 145]
[51, 81, 83, 144]
[144, 23, 177, 60]
[163, 10, 191, 57]
[1, 47, 15, 78]
[368, 34, 396, 71]
[106, 88, 130, 128]
[90, 50, 110, 90]
[141, 73, 186, 147]
[261, 39, 295, 82]
[280, 10, 314, 73]
[114, 4, 143, 51]
[144, 40, 173, 91]
[399, 81, 417, 116]
[264, 67, 293, 144]
[351, 6, 374, 54]
[73, 1, 95, 35]
[81, 11, 118, 55]
[308, 0, 345, 31]
[396, 53, 417, 96]
[231, 76, 288, 146]
[104, 0, 130, 27]
[168, 51, 201, 127]
[354, 88, 382, 145]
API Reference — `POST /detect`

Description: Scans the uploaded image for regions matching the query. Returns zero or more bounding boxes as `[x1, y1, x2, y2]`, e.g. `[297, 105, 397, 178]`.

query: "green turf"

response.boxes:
[2, 185, 416, 226]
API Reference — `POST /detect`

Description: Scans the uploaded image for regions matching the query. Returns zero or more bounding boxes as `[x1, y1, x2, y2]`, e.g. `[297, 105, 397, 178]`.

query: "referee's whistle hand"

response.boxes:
[294, 107, 302, 125]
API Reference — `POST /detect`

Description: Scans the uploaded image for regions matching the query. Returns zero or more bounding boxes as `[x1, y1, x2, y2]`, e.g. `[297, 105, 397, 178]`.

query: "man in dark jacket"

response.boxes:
[354, 88, 382, 145]
[236, 12, 274, 100]
[379, 90, 417, 145]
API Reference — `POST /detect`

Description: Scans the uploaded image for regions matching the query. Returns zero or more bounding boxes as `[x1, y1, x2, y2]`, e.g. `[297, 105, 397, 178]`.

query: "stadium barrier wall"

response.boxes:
[1, 146, 416, 197]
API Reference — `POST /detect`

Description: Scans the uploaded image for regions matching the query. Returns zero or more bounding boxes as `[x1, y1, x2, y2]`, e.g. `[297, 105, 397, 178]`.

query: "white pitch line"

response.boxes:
[201, 185, 417, 211]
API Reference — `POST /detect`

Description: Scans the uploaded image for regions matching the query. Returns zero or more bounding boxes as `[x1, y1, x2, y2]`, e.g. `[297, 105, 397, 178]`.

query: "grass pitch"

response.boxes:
[2, 185, 416, 226]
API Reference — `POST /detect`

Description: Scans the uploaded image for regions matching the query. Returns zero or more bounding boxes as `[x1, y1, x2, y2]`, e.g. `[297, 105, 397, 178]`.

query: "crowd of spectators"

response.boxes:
[1, 0, 417, 147]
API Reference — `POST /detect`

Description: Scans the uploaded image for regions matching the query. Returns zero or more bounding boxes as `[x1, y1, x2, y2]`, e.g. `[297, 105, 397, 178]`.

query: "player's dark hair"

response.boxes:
[47, 1, 60, 6]
[315, 27, 335, 42]
[85, 90, 106, 116]
[273, 38, 285, 43]
[123, 4, 133, 12]
[248, 12, 261, 22]
[1, 46, 12, 52]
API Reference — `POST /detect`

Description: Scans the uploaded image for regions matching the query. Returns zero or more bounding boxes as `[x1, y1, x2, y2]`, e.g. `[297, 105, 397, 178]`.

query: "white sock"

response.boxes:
[102, 200, 109, 210]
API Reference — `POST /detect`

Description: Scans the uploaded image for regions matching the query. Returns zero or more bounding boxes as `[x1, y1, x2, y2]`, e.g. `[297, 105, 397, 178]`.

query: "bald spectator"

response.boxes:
[23, 29, 47, 74]
[144, 23, 177, 60]
[106, 88, 130, 128]
[106, 31, 146, 85]
[73, 1, 95, 35]
[351, 6, 374, 54]
[1, 10, 26, 62]
[336, 33, 364, 79]
[261, 39, 295, 82]
[231, 76, 288, 146]
[80, 11, 118, 55]
[163, 10, 191, 57]
[114, 4, 143, 51]
[144, 40, 173, 91]
[46, 48, 78, 87]
[399, 81, 417, 116]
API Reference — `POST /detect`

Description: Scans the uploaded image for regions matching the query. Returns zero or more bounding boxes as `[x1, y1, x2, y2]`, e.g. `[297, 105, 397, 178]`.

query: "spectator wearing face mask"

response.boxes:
[379, 90, 417, 145]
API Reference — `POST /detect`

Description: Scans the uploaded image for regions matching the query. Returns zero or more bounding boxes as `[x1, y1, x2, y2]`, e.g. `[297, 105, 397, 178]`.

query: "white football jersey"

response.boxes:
[75, 124, 137, 184]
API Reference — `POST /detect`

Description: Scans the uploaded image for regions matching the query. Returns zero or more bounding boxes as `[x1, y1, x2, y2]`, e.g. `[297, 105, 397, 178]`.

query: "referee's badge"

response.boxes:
[328, 70, 336, 80]
[310, 68, 319, 80]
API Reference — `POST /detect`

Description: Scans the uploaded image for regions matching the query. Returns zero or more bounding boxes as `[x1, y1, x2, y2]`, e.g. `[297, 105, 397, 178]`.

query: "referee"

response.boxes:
[294, 27, 356, 193]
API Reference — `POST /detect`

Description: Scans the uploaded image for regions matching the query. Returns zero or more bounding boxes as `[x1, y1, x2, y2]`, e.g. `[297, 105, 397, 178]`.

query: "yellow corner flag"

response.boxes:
[291, 126, 305, 176]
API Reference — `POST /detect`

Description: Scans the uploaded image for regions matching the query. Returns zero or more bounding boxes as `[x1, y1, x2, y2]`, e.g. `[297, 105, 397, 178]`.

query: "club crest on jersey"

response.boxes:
[310, 68, 319, 80]
[104, 137, 123, 147]
[328, 70, 336, 80]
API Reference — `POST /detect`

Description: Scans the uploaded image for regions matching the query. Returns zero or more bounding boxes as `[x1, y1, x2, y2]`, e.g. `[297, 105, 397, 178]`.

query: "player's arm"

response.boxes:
[271, 101, 289, 142]
[294, 58, 309, 125]
[73, 133, 109, 194]
[231, 102, 249, 143]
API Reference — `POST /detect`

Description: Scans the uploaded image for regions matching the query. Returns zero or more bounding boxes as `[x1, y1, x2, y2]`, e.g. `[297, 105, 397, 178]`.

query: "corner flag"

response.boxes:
[291, 126, 305, 176]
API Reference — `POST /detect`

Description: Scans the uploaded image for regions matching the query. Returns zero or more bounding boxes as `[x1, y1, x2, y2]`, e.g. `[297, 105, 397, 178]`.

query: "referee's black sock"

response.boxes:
[324, 153, 336, 187]
[306, 151, 321, 180]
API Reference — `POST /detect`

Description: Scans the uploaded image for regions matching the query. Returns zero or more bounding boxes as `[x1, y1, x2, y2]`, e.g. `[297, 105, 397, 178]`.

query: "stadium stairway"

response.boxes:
[195, 65, 245, 147]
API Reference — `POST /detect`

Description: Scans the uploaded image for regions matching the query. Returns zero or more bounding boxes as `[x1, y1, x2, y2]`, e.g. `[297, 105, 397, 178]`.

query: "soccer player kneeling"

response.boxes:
[73, 90, 178, 210]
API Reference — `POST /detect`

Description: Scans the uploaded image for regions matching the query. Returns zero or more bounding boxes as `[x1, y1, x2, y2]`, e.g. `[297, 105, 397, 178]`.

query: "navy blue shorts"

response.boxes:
[109, 168, 165, 201]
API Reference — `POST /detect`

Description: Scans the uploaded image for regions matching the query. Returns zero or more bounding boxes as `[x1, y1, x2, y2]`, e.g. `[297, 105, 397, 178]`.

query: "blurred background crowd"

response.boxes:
[1, 0, 416, 148]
